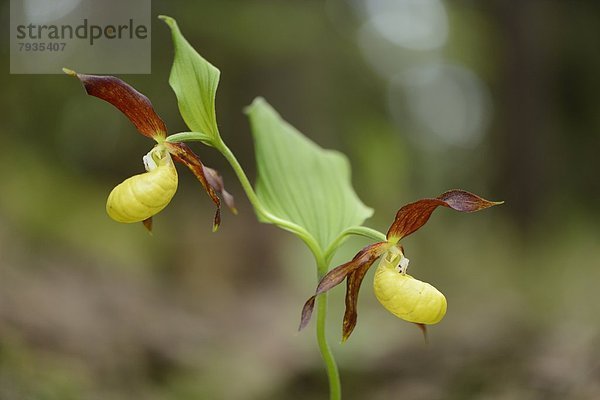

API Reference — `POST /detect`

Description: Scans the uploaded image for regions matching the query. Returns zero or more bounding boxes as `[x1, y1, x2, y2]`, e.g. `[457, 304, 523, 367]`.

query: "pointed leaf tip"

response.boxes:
[158, 15, 172, 24]
[62, 67, 77, 76]
[243, 97, 267, 115]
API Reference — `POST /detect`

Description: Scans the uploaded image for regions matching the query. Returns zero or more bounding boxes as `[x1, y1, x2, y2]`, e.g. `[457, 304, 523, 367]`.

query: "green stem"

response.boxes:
[216, 140, 324, 258]
[216, 140, 263, 214]
[324, 226, 387, 265]
[315, 255, 342, 400]
[343, 226, 387, 242]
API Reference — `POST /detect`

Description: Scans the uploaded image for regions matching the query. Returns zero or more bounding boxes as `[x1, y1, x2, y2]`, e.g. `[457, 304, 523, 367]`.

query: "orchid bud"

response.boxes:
[106, 145, 178, 223]
[373, 248, 447, 325]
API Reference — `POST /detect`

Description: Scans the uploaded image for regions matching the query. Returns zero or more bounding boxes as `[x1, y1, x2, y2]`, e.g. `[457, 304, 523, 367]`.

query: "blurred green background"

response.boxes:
[1, 0, 600, 399]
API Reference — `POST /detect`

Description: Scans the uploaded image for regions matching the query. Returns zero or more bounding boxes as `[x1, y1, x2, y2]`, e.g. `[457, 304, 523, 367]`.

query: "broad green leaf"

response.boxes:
[246, 98, 373, 251]
[160, 16, 221, 146]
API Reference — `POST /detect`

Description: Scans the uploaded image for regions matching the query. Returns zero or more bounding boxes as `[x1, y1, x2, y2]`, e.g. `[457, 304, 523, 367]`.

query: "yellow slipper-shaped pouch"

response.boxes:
[373, 250, 447, 325]
[106, 146, 178, 223]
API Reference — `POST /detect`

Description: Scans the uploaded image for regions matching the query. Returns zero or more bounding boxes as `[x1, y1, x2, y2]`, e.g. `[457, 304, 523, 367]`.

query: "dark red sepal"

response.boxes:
[203, 166, 237, 215]
[164, 142, 227, 231]
[64, 69, 167, 140]
[342, 258, 377, 342]
[386, 190, 503, 242]
[299, 242, 389, 332]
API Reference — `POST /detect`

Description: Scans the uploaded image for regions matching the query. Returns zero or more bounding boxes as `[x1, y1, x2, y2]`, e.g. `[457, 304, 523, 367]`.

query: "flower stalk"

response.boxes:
[316, 257, 342, 400]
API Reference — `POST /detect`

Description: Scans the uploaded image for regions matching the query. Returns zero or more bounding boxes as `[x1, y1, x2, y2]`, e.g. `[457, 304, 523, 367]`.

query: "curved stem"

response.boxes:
[315, 255, 342, 400]
[216, 140, 324, 258]
[324, 226, 387, 265]
[343, 226, 387, 242]
[215, 140, 264, 214]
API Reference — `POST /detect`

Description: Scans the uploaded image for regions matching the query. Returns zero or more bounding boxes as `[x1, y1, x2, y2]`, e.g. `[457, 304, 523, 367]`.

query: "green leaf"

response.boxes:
[160, 15, 222, 146]
[246, 98, 373, 251]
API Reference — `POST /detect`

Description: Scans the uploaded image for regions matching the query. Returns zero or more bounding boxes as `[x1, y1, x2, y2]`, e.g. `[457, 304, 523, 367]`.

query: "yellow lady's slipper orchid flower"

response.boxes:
[106, 145, 178, 223]
[65, 69, 236, 231]
[300, 190, 502, 341]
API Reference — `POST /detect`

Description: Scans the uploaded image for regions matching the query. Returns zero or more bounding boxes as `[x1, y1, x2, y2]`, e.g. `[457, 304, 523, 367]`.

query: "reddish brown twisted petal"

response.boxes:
[437, 190, 504, 212]
[164, 142, 222, 231]
[203, 166, 237, 214]
[316, 242, 388, 295]
[386, 190, 503, 242]
[299, 295, 316, 331]
[65, 69, 167, 140]
[386, 199, 444, 242]
[299, 242, 389, 331]
[342, 257, 378, 342]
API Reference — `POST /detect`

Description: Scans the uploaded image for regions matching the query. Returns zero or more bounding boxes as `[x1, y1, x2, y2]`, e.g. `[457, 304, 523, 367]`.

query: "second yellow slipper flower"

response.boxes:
[299, 190, 502, 341]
